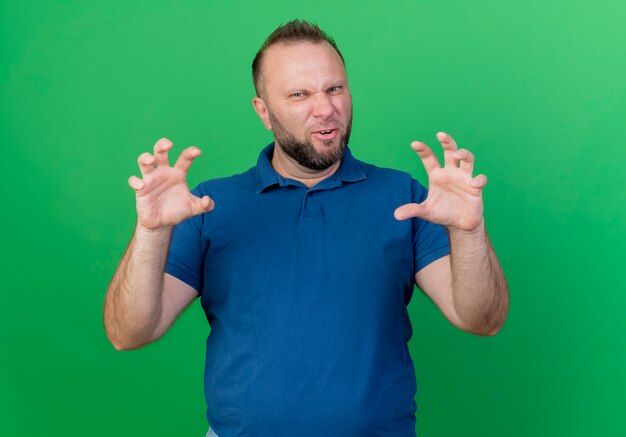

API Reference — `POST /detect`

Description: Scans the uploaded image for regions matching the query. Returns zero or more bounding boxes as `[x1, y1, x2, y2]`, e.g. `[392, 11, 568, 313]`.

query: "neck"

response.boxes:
[271, 143, 341, 188]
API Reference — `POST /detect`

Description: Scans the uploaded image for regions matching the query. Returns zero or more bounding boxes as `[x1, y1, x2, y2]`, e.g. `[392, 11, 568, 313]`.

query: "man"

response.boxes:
[104, 20, 509, 437]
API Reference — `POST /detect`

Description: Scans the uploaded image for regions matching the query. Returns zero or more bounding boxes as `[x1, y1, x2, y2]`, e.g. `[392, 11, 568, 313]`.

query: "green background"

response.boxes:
[1, 0, 625, 435]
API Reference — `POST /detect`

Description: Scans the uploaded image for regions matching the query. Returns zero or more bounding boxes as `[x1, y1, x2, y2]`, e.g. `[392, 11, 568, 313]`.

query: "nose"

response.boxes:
[311, 93, 336, 118]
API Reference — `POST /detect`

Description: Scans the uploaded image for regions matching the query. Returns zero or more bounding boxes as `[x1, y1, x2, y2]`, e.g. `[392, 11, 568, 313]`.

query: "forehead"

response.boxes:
[261, 41, 347, 91]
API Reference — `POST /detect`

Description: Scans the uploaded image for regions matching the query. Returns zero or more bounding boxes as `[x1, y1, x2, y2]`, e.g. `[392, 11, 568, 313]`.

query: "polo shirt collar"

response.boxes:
[255, 142, 366, 193]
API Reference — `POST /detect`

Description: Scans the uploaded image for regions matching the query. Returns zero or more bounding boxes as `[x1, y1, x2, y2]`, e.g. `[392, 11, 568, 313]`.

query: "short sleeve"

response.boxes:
[165, 187, 207, 293]
[411, 179, 451, 272]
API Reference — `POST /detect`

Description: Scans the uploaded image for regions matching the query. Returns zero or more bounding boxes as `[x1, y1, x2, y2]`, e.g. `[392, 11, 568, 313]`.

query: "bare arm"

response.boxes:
[414, 227, 509, 336]
[103, 138, 214, 350]
[104, 227, 200, 350]
[396, 132, 509, 336]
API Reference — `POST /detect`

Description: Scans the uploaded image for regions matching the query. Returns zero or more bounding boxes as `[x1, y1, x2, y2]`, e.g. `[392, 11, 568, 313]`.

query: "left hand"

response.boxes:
[394, 132, 486, 232]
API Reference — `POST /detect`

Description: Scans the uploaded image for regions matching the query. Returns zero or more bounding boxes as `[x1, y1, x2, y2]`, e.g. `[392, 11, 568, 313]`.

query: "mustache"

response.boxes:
[308, 120, 342, 132]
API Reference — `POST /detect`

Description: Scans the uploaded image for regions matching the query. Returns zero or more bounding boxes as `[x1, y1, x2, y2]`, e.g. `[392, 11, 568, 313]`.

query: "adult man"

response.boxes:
[104, 20, 508, 437]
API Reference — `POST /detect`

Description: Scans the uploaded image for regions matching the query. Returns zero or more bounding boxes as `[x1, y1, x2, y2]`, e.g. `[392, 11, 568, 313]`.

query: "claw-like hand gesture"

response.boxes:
[128, 138, 214, 231]
[394, 132, 487, 232]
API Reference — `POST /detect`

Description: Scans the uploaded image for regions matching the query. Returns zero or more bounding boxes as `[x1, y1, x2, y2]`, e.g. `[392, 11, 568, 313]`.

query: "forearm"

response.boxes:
[104, 224, 173, 350]
[448, 221, 509, 335]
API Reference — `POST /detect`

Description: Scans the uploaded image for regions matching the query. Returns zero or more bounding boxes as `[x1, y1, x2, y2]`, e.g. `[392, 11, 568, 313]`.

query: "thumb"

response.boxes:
[394, 202, 428, 221]
[190, 195, 215, 216]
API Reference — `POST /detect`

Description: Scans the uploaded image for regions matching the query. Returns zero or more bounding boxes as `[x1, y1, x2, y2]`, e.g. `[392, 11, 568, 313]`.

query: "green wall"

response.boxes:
[2, 0, 625, 435]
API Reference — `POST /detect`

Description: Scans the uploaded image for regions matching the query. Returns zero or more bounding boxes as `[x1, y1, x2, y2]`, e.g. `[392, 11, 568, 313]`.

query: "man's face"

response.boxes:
[254, 41, 353, 170]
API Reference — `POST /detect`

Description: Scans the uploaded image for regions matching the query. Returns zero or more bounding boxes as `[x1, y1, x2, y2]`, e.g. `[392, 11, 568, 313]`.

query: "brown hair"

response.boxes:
[251, 19, 345, 97]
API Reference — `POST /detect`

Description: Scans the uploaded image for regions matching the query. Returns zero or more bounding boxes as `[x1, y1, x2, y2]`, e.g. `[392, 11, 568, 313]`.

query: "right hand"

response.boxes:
[128, 138, 215, 231]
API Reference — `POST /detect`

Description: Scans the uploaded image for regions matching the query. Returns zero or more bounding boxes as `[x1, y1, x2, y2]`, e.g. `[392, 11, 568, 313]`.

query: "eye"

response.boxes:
[290, 92, 305, 98]
[328, 86, 342, 94]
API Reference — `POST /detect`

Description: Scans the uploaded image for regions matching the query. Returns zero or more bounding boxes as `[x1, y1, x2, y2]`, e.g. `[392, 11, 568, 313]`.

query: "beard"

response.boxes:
[268, 109, 353, 171]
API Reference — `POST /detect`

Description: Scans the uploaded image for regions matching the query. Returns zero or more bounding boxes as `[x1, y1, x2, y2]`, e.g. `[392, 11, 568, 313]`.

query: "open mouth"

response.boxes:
[312, 129, 338, 140]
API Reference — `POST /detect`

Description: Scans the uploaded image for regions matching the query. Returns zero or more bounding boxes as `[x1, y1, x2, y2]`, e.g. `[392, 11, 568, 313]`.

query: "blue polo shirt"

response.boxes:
[165, 143, 450, 437]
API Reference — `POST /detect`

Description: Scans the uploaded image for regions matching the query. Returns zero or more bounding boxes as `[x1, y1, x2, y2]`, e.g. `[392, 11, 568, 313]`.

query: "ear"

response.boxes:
[252, 97, 272, 130]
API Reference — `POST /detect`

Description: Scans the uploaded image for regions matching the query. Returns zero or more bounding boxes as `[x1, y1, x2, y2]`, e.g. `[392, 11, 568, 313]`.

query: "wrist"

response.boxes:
[447, 218, 486, 240]
[135, 222, 174, 239]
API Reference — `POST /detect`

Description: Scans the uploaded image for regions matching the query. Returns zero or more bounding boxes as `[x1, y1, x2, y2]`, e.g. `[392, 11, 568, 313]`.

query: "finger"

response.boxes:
[128, 175, 144, 191]
[153, 138, 173, 167]
[452, 148, 474, 175]
[137, 152, 156, 176]
[437, 131, 458, 167]
[469, 174, 488, 189]
[394, 202, 428, 221]
[190, 195, 215, 216]
[410, 141, 441, 174]
[174, 146, 202, 173]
